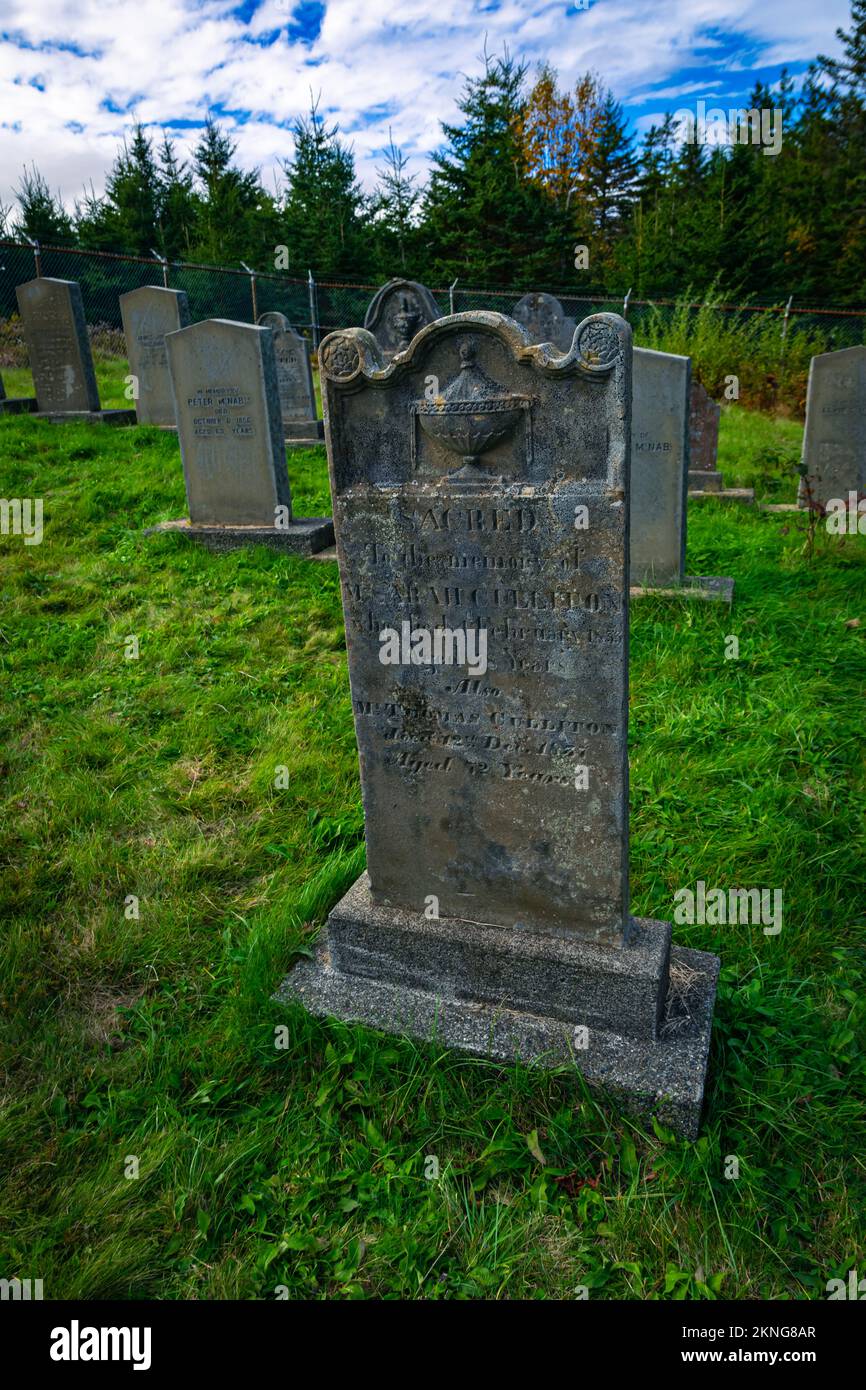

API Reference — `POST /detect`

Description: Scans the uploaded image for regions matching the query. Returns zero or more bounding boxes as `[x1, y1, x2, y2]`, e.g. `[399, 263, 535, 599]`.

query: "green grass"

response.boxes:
[2, 356, 133, 411]
[1, 403, 864, 1300]
[3, 354, 325, 416]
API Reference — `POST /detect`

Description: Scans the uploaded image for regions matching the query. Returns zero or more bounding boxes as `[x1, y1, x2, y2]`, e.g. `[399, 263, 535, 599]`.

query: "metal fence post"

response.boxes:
[781, 294, 793, 352]
[150, 249, 169, 288]
[24, 234, 41, 277]
[449, 277, 459, 315]
[308, 270, 319, 350]
[241, 263, 258, 322]
[623, 287, 632, 319]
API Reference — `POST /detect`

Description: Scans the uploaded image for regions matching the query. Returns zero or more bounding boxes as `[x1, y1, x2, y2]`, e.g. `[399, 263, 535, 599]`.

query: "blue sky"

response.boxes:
[0, 0, 852, 215]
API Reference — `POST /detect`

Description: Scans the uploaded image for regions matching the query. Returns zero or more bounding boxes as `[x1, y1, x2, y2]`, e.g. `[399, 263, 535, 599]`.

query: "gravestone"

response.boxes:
[799, 345, 866, 508]
[688, 378, 754, 503]
[511, 292, 576, 352]
[688, 379, 722, 488]
[279, 310, 719, 1137]
[120, 285, 190, 426]
[15, 277, 135, 424]
[256, 312, 323, 444]
[363, 278, 442, 357]
[0, 370, 36, 415]
[148, 319, 333, 554]
[631, 348, 733, 602]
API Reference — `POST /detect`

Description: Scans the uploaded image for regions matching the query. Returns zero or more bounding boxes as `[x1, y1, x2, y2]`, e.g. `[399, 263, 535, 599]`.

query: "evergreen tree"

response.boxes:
[12, 165, 74, 243]
[817, 0, 866, 92]
[156, 134, 196, 260]
[625, 115, 678, 293]
[370, 132, 421, 273]
[72, 182, 115, 251]
[421, 52, 556, 287]
[190, 117, 275, 264]
[105, 124, 161, 253]
[281, 98, 372, 277]
[71, 125, 162, 253]
[582, 92, 638, 253]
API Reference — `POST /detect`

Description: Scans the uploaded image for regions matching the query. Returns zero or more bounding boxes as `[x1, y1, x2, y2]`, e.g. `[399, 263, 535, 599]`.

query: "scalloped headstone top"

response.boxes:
[363, 278, 442, 357]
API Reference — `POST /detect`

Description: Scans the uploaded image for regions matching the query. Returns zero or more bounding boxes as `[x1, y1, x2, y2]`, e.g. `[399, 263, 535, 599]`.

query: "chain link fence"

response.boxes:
[2, 239, 865, 371]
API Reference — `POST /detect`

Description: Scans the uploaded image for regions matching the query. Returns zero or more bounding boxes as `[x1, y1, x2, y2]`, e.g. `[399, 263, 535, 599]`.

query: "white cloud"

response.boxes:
[0, 0, 850, 221]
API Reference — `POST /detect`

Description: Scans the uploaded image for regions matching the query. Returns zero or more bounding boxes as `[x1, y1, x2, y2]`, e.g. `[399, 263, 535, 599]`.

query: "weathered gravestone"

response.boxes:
[363, 278, 442, 358]
[0, 369, 36, 415]
[799, 345, 866, 509]
[631, 348, 733, 602]
[256, 312, 323, 444]
[15, 277, 135, 424]
[278, 310, 719, 1137]
[688, 379, 722, 489]
[511, 292, 576, 353]
[120, 285, 190, 426]
[148, 319, 333, 554]
[688, 379, 754, 503]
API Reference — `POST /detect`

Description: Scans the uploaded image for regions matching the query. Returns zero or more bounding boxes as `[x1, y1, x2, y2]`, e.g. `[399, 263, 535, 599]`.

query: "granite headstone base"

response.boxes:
[688, 469, 755, 503]
[146, 516, 334, 555]
[631, 575, 734, 605]
[278, 874, 719, 1139]
[32, 408, 137, 426]
[0, 397, 37, 415]
[285, 420, 325, 447]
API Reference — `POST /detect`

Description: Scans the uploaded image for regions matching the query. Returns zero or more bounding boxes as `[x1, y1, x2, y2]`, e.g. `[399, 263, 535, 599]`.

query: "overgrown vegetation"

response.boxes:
[1, 407, 864, 1299]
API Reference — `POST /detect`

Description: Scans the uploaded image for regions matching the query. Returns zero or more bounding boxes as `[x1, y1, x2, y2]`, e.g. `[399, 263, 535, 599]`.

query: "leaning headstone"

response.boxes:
[688, 379, 754, 503]
[147, 319, 333, 554]
[363, 278, 442, 358]
[511, 292, 576, 352]
[631, 348, 733, 602]
[0, 369, 36, 415]
[799, 345, 866, 508]
[279, 310, 719, 1137]
[15, 277, 135, 425]
[120, 285, 190, 426]
[256, 312, 323, 445]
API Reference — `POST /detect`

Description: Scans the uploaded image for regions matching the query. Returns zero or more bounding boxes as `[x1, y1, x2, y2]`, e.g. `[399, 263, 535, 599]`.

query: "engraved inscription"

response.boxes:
[190, 386, 255, 439]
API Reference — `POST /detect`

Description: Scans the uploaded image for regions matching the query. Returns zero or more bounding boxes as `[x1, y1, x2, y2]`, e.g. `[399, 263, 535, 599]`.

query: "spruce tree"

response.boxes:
[370, 132, 420, 273]
[156, 135, 196, 260]
[281, 99, 372, 277]
[103, 124, 161, 254]
[12, 165, 74, 243]
[421, 52, 556, 287]
[191, 117, 274, 264]
[582, 93, 638, 253]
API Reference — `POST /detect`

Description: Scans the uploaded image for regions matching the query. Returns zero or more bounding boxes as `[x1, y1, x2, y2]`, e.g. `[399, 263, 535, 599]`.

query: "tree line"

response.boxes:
[2, 2, 864, 308]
